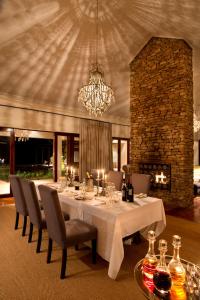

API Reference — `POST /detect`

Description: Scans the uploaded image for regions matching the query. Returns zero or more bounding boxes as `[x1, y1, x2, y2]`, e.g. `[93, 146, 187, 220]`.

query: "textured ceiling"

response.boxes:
[0, 0, 200, 125]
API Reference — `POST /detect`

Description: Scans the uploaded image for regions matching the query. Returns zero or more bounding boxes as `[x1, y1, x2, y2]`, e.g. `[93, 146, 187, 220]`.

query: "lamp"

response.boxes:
[78, 0, 115, 117]
[15, 129, 29, 142]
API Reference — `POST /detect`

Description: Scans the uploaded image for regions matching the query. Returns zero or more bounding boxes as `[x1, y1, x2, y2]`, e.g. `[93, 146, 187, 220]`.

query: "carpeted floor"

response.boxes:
[0, 206, 200, 300]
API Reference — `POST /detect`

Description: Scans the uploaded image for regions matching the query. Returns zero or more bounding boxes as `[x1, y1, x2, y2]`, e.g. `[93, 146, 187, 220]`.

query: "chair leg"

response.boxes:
[92, 239, 97, 264]
[22, 216, 27, 236]
[14, 212, 19, 230]
[28, 223, 33, 243]
[36, 229, 42, 253]
[47, 238, 53, 264]
[60, 248, 67, 279]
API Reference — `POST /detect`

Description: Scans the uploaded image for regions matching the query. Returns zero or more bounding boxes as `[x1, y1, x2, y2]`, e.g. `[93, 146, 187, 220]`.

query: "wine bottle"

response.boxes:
[168, 235, 186, 286]
[153, 239, 172, 294]
[122, 179, 127, 201]
[127, 182, 134, 202]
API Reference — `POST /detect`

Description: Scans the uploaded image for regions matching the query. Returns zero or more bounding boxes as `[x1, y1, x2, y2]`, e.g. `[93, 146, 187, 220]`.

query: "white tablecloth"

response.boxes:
[57, 190, 166, 280]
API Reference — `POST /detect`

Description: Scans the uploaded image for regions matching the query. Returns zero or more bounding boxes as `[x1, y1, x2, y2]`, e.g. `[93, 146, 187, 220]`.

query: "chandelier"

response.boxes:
[15, 129, 29, 142]
[78, 0, 115, 117]
[194, 113, 200, 133]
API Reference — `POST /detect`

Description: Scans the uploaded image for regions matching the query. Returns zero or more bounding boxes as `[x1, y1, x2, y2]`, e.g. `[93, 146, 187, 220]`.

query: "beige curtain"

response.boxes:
[79, 119, 112, 180]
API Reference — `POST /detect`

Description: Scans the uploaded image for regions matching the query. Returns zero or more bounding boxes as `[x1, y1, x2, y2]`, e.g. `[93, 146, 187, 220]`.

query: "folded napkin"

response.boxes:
[88, 199, 106, 206]
[135, 193, 147, 199]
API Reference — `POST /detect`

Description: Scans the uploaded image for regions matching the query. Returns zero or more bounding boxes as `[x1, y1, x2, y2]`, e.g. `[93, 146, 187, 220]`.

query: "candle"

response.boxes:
[97, 170, 100, 179]
[102, 169, 105, 180]
[105, 174, 107, 182]
[71, 166, 73, 174]
[66, 166, 69, 174]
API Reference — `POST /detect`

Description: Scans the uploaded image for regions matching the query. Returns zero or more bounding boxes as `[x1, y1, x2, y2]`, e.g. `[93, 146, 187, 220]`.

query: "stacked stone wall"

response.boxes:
[130, 37, 193, 208]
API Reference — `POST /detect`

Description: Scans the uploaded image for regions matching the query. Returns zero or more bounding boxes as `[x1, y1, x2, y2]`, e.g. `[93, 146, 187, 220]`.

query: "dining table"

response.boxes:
[38, 183, 166, 280]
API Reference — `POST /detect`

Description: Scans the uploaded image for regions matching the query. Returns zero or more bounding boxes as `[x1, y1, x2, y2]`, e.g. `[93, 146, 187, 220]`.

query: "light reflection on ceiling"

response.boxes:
[0, 0, 200, 124]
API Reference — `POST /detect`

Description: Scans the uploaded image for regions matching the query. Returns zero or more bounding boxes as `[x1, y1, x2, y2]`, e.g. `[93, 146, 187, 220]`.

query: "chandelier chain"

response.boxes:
[95, 0, 99, 68]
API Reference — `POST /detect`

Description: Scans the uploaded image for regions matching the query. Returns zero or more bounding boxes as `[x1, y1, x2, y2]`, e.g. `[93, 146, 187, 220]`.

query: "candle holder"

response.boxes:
[100, 179, 106, 196]
[95, 178, 100, 196]
[68, 173, 74, 187]
[65, 167, 74, 187]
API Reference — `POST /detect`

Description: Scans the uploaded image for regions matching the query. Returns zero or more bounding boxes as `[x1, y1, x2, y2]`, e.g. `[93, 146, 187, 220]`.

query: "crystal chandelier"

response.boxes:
[194, 113, 200, 133]
[15, 129, 29, 142]
[78, 0, 115, 117]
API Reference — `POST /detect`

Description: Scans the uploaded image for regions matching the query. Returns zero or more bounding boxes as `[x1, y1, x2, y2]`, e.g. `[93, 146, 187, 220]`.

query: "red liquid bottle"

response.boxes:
[153, 239, 172, 294]
[142, 230, 158, 280]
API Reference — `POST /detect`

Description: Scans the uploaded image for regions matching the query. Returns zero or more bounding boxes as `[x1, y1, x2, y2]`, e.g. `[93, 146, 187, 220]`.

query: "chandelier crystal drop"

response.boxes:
[78, 0, 115, 117]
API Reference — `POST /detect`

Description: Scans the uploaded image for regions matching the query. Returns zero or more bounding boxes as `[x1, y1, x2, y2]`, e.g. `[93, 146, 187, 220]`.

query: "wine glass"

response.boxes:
[106, 181, 116, 206]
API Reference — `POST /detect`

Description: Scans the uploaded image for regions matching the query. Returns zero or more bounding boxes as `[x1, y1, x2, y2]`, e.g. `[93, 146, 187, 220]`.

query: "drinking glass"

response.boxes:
[106, 182, 116, 206]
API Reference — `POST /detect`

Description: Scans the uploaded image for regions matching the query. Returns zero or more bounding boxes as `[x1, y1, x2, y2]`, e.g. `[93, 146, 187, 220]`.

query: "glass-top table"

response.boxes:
[134, 255, 200, 299]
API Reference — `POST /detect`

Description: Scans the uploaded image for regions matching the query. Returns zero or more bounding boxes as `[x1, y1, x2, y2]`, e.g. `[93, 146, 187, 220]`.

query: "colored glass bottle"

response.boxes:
[142, 230, 158, 279]
[153, 239, 172, 294]
[168, 235, 186, 286]
[122, 179, 127, 201]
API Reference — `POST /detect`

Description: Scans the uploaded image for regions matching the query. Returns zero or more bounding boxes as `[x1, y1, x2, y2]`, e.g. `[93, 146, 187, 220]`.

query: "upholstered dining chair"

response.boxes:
[130, 173, 151, 194]
[20, 178, 70, 253]
[10, 175, 28, 236]
[107, 170, 123, 191]
[38, 185, 97, 279]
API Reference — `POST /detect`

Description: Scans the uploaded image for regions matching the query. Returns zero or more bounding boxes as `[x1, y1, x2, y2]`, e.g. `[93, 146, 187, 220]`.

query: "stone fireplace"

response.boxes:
[130, 37, 193, 208]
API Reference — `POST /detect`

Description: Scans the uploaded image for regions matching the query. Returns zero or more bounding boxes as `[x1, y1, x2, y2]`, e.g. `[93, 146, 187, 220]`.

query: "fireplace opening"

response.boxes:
[139, 163, 171, 191]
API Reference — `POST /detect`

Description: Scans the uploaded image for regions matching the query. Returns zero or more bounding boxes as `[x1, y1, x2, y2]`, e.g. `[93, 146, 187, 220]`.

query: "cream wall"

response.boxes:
[0, 105, 130, 138]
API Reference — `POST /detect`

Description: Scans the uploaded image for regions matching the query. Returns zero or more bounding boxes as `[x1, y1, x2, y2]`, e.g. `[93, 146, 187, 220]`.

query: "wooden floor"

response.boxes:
[165, 197, 200, 223]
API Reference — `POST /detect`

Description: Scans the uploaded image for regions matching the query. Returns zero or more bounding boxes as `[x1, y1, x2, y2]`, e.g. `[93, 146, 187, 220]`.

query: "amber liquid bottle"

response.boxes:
[168, 235, 186, 286]
[142, 230, 158, 279]
[153, 239, 172, 294]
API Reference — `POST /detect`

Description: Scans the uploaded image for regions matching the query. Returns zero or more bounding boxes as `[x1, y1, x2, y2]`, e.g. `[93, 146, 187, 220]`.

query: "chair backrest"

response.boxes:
[38, 185, 66, 246]
[122, 164, 131, 174]
[107, 171, 123, 191]
[9, 175, 28, 216]
[20, 178, 42, 228]
[130, 173, 151, 194]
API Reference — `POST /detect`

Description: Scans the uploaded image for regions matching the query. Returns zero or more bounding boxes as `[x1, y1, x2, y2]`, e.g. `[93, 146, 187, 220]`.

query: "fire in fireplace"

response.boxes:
[139, 163, 171, 191]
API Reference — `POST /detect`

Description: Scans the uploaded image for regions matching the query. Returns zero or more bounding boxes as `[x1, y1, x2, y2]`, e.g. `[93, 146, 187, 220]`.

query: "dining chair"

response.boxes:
[130, 173, 151, 194]
[107, 170, 123, 191]
[9, 175, 28, 236]
[38, 184, 97, 279]
[20, 178, 70, 253]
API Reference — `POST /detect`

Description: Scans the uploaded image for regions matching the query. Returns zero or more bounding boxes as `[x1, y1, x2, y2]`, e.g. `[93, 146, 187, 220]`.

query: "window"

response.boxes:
[55, 133, 79, 181]
[0, 129, 11, 195]
[112, 138, 130, 171]
[15, 131, 53, 181]
[0, 128, 54, 197]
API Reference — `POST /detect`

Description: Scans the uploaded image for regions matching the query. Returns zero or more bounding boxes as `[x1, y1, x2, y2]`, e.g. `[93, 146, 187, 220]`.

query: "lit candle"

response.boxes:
[97, 170, 100, 179]
[102, 169, 105, 180]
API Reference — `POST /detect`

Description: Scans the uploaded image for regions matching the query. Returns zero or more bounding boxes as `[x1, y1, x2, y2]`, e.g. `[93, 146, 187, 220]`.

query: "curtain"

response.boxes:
[79, 119, 112, 180]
